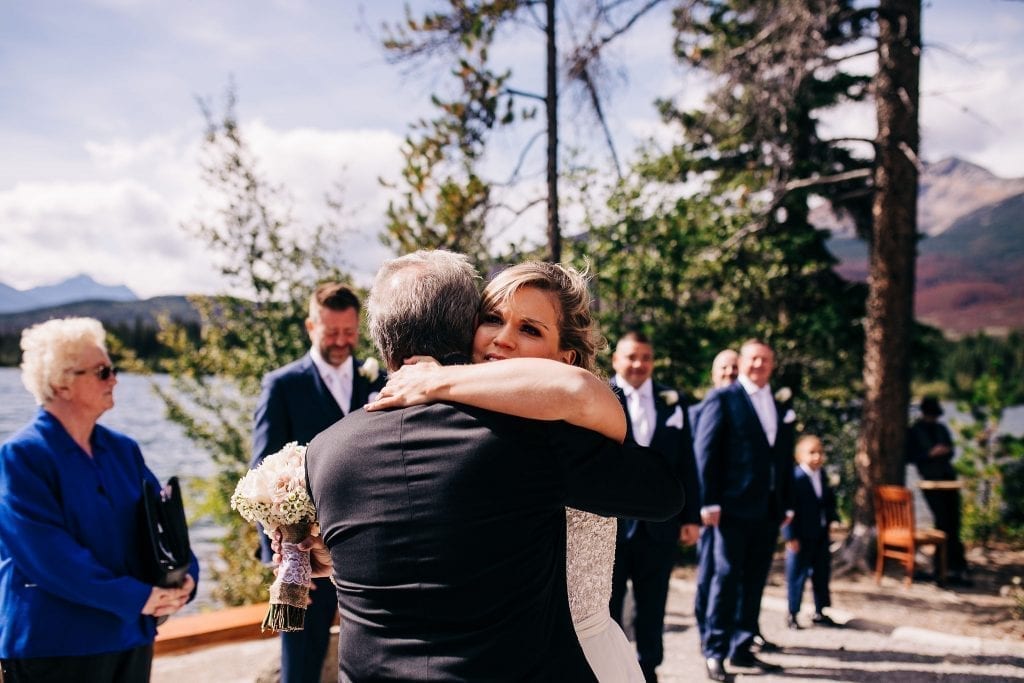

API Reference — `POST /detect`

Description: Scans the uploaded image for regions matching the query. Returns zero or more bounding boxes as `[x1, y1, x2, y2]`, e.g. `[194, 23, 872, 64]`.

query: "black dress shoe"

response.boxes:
[787, 613, 802, 630]
[752, 634, 782, 652]
[730, 652, 783, 672]
[812, 612, 841, 627]
[705, 657, 728, 682]
[640, 663, 659, 683]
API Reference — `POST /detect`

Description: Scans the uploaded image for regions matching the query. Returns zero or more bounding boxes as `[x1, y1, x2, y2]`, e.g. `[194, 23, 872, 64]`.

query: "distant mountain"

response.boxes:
[829, 172, 1024, 335]
[0, 274, 138, 314]
[0, 296, 198, 335]
[814, 157, 1024, 239]
[0, 296, 200, 366]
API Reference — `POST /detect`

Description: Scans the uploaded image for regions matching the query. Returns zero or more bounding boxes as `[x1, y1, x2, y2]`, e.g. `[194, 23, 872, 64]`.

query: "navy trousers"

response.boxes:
[610, 529, 677, 670]
[703, 516, 778, 660]
[694, 525, 715, 645]
[785, 535, 831, 615]
[281, 576, 337, 683]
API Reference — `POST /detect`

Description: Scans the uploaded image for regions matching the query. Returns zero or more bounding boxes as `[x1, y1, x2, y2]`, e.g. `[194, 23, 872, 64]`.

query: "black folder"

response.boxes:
[138, 476, 192, 589]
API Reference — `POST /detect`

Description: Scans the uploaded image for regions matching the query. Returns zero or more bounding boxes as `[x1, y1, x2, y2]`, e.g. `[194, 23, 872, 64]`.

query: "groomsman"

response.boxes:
[252, 282, 385, 683]
[695, 340, 795, 681]
[689, 349, 738, 650]
[609, 331, 700, 683]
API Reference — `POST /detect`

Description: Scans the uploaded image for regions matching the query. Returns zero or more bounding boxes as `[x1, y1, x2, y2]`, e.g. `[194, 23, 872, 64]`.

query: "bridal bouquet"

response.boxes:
[231, 441, 317, 632]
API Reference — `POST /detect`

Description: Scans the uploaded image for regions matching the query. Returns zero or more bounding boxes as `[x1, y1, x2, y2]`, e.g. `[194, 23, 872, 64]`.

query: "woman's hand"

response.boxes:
[366, 356, 444, 411]
[141, 575, 194, 617]
[271, 527, 333, 580]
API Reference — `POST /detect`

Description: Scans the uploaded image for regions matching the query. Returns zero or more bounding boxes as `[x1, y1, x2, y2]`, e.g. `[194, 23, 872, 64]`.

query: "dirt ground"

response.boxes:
[674, 541, 1024, 643]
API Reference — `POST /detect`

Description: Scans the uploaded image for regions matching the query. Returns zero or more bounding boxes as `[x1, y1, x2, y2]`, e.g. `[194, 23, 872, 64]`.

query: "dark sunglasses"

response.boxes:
[73, 364, 119, 380]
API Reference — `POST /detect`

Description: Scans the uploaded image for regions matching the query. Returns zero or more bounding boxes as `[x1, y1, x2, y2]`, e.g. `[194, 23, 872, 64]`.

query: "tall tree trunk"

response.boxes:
[844, 0, 921, 570]
[545, 0, 561, 263]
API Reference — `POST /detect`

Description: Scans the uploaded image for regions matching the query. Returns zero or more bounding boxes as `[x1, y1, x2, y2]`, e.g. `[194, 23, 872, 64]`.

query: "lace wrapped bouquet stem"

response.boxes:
[230, 441, 318, 632]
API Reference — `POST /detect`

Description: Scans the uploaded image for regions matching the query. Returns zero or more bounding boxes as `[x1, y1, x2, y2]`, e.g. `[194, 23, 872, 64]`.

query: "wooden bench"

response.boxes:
[154, 602, 276, 655]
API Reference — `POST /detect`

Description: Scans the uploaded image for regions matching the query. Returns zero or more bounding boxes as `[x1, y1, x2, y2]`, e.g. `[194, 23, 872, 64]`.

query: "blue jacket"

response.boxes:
[693, 382, 796, 521]
[782, 466, 838, 542]
[0, 409, 199, 658]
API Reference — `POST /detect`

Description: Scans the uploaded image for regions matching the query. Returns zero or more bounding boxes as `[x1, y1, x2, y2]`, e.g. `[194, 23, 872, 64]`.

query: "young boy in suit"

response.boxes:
[783, 435, 841, 629]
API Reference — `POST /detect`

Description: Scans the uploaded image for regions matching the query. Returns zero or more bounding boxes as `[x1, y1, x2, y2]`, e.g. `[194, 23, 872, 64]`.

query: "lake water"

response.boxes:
[0, 367, 224, 612]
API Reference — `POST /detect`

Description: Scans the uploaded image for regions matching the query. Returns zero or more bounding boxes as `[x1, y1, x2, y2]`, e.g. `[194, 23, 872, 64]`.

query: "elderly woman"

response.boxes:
[0, 317, 198, 683]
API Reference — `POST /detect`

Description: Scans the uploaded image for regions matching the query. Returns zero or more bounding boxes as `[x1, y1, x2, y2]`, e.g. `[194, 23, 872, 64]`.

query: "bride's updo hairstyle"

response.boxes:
[480, 261, 605, 374]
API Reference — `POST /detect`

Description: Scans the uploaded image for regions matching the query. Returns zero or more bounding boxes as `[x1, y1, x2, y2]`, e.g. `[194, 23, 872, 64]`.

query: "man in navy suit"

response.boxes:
[688, 349, 738, 651]
[252, 282, 385, 683]
[609, 331, 700, 683]
[694, 340, 795, 681]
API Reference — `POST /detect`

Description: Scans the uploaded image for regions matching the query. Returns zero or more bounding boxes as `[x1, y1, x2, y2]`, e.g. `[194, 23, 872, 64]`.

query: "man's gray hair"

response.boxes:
[368, 250, 481, 370]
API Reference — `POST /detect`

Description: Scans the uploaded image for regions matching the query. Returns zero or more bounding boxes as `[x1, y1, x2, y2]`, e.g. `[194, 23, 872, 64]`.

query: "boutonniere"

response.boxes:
[774, 386, 792, 404]
[659, 389, 679, 407]
[359, 357, 380, 383]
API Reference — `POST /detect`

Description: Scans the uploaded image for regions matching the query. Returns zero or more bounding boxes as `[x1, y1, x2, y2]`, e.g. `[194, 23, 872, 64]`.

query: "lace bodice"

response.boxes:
[565, 507, 617, 625]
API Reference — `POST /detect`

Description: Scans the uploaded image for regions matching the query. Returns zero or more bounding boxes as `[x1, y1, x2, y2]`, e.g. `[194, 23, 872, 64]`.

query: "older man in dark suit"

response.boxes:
[688, 349, 738, 652]
[305, 250, 686, 682]
[609, 331, 700, 683]
[252, 282, 385, 683]
[695, 340, 795, 681]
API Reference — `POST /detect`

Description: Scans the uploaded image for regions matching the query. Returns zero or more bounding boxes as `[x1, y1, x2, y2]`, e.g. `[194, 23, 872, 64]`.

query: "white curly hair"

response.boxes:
[19, 317, 108, 405]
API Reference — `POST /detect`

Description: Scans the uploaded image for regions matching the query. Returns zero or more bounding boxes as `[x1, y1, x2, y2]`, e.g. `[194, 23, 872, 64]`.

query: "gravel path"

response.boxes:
[153, 576, 1024, 682]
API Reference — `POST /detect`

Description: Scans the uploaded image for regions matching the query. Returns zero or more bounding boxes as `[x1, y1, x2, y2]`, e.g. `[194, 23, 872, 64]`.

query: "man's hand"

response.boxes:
[680, 523, 700, 546]
[786, 539, 800, 553]
[929, 443, 952, 458]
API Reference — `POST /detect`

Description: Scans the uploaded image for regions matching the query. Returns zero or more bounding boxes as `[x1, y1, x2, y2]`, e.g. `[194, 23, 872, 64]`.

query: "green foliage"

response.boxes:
[380, 2, 525, 272]
[945, 345, 1024, 544]
[155, 91, 350, 605]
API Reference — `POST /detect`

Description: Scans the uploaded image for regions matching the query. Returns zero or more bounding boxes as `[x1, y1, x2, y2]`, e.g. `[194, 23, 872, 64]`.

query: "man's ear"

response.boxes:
[304, 318, 315, 335]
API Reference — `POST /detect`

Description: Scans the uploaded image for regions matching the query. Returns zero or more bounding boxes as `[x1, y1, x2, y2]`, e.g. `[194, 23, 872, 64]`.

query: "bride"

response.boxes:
[368, 261, 645, 682]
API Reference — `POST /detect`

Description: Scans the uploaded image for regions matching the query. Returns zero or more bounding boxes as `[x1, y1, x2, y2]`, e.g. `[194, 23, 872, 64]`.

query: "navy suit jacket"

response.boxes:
[693, 381, 795, 521]
[251, 353, 384, 562]
[613, 378, 701, 545]
[782, 466, 838, 542]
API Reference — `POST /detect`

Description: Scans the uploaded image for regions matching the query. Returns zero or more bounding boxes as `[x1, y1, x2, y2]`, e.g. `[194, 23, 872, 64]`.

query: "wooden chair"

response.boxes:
[874, 485, 947, 586]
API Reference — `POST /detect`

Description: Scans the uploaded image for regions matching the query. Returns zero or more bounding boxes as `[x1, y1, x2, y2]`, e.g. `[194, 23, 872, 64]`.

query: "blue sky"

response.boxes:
[2, 0, 1022, 298]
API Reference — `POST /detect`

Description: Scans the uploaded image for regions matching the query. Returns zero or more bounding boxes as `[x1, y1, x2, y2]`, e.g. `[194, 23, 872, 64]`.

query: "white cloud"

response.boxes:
[0, 122, 405, 297]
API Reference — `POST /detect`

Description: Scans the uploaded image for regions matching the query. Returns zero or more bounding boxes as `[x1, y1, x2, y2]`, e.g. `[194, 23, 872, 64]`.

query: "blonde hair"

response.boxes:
[481, 261, 604, 373]
[19, 317, 107, 405]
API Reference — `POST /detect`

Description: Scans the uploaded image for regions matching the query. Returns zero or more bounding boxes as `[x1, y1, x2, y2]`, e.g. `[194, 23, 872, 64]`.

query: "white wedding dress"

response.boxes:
[566, 508, 645, 682]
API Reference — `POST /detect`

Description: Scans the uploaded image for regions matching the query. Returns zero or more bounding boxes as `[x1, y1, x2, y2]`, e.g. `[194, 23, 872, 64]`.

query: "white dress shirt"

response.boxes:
[738, 373, 778, 446]
[617, 376, 656, 448]
[800, 463, 823, 499]
[310, 349, 353, 415]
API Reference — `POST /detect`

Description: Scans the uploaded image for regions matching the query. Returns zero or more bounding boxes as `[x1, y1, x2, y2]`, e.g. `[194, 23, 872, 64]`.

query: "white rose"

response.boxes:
[360, 357, 380, 383]
[775, 387, 792, 403]
[659, 390, 679, 406]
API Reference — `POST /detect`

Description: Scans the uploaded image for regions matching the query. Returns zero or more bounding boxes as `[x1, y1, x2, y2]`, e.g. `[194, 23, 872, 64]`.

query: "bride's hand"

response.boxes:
[365, 357, 444, 411]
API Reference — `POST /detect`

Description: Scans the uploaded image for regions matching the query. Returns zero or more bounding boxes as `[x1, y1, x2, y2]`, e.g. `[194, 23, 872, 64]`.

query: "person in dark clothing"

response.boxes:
[906, 396, 970, 584]
[783, 435, 841, 629]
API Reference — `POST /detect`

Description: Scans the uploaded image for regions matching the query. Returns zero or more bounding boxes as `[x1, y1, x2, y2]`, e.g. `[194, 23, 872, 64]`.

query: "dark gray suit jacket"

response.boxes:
[305, 402, 685, 682]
